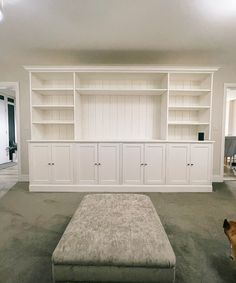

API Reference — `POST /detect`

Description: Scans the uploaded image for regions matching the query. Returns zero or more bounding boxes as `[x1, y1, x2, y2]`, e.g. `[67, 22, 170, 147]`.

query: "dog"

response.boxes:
[223, 219, 236, 260]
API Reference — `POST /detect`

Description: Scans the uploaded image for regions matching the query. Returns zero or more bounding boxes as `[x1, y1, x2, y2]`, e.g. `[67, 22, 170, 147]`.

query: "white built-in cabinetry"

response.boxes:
[76, 143, 120, 185]
[29, 143, 73, 184]
[166, 143, 212, 185]
[26, 66, 217, 192]
[122, 143, 165, 185]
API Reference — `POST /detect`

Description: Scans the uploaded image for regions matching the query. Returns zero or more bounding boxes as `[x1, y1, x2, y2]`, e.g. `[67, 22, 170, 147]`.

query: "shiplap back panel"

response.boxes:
[168, 124, 209, 141]
[42, 95, 74, 105]
[80, 78, 164, 89]
[169, 110, 198, 122]
[169, 94, 210, 107]
[77, 73, 168, 89]
[169, 73, 211, 90]
[31, 73, 73, 88]
[32, 124, 74, 140]
[32, 92, 74, 105]
[168, 125, 199, 140]
[80, 95, 161, 139]
[32, 109, 74, 122]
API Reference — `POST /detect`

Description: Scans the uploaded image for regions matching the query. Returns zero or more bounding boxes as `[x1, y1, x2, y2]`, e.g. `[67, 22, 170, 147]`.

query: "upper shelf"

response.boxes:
[32, 88, 74, 95]
[168, 121, 209, 125]
[76, 88, 167, 95]
[169, 89, 211, 96]
[32, 105, 74, 110]
[168, 106, 210, 110]
[32, 120, 74, 125]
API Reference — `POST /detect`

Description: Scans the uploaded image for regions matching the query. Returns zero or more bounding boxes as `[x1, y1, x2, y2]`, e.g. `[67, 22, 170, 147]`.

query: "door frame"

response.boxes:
[0, 82, 20, 179]
[221, 83, 236, 180]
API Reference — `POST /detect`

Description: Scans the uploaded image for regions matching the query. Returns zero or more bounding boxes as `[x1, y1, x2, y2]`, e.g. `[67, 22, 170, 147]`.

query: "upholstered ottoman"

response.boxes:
[52, 194, 176, 283]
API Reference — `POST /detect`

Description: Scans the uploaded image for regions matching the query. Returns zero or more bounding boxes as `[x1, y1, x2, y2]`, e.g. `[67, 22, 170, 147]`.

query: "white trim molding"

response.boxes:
[221, 83, 236, 181]
[30, 184, 213, 193]
[24, 65, 219, 73]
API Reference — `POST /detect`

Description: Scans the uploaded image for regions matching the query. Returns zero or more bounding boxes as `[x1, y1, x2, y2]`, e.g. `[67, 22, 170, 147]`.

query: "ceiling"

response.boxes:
[1, 0, 236, 65]
[0, 87, 15, 97]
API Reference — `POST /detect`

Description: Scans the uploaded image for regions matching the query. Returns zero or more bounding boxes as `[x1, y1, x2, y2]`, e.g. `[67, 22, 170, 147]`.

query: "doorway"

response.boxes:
[222, 85, 236, 181]
[0, 94, 8, 164]
[0, 83, 20, 192]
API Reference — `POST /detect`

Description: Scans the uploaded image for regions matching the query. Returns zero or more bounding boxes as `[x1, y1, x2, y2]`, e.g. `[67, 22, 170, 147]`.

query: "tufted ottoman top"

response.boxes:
[52, 194, 176, 268]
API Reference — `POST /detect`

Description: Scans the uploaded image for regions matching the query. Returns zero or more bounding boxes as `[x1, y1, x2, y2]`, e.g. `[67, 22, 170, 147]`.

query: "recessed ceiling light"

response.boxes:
[0, 0, 4, 22]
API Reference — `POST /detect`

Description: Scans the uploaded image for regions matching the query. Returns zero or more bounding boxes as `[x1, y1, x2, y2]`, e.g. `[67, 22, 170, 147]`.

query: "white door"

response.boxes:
[51, 144, 73, 184]
[144, 144, 166, 184]
[122, 144, 143, 185]
[0, 97, 9, 164]
[166, 144, 190, 185]
[190, 144, 212, 185]
[29, 143, 51, 184]
[98, 143, 120, 185]
[76, 144, 98, 185]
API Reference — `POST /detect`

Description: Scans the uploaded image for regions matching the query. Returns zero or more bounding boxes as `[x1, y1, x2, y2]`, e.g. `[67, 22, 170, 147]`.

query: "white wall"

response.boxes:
[0, 50, 235, 180]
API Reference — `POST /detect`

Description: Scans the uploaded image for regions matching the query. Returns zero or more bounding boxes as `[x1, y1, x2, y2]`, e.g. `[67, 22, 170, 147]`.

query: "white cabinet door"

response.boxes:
[29, 143, 51, 184]
[122, 144, 143, 185]
[190, 144, 212, 185]
[144, 144, 166, 185]
[166, 144, 190, 185]
[76, 144, 98, 185]
[51, 144, 73, 184]
[98, 143, 120, 185]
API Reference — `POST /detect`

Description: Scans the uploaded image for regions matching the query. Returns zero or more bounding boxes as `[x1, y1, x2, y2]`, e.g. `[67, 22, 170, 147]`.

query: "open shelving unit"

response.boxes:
[167, 72, 213, 141]
[27, 67, 216, 141]
[30, 72, 75, 140]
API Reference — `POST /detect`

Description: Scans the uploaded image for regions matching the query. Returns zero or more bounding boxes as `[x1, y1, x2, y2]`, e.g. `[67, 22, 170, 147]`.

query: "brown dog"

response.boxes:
[223, 219, 236, 260]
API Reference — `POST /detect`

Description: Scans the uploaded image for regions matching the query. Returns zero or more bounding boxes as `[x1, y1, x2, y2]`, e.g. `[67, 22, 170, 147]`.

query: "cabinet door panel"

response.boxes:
[144, 144, 165, 184]
[166, 144, 190, 184]
[76, 144, 98, 185]
[190, 144, 212, 184]
[122, 144, 143, 185]
[29, 143, 51, 184]
[51, 144, 73, 184]
[98, 143, 120, 185]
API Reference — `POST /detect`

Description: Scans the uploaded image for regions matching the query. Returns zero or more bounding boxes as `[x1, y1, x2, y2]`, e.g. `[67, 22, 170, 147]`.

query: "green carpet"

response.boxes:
[0, 182, 236, 283]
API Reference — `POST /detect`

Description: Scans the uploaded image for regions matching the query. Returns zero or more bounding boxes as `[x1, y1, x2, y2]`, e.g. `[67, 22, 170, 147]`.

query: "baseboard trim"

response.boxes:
[213, 175, 223, 183]
[29, 184, 213, 193]
[19, 174, 29, 182]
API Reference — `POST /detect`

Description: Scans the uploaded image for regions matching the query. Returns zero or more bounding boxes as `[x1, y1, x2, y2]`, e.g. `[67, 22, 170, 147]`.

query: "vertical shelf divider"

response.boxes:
[73, 72, 76, 140]
[209, 72, 214, 140]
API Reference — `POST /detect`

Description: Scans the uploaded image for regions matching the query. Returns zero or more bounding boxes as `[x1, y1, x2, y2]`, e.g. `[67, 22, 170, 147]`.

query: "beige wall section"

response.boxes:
[0, 51, 236, 178]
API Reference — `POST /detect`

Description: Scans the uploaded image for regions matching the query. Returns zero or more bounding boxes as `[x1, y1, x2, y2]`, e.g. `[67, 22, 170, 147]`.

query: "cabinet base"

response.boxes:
[29, 184, 212, 192]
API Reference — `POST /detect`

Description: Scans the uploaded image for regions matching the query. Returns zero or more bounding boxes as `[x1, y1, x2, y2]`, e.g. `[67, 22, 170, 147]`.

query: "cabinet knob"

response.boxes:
[187, 163, 190, 166]
[145, 163, 147, 166]
[48, 163, 51, 165]
[141, 163, 144, 166]
[52, 163, 55, 165]
[191, 164, 194, 166]
[98, 163, 101, 166]
[94, 163, 98, 166]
